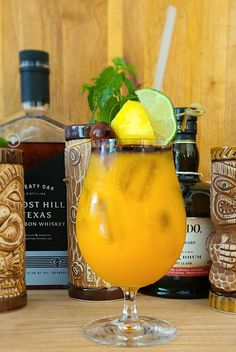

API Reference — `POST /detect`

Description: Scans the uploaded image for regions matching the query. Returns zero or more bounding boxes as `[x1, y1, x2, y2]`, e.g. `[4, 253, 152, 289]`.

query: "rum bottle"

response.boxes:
[0, 50, 68, 288]
[140, 106, 214, 298]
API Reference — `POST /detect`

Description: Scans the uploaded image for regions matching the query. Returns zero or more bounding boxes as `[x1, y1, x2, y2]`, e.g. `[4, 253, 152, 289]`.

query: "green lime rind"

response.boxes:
[135, 88, 177, 144]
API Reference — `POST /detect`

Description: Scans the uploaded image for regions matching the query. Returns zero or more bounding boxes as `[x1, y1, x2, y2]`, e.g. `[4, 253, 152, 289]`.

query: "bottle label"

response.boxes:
[167, 217, 214, 277]
[23, 143, 68, 286]
[26, 251, 68, 285]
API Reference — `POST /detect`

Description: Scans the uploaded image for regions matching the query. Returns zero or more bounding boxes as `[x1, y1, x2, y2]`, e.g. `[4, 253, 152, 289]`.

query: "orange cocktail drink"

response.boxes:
[77, 139, 186, 289]
[75, 84, 186, 347]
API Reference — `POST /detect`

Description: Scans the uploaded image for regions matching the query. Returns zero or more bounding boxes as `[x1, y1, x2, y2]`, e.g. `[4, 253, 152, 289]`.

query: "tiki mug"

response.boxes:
[0, 148, 27, 312]
[209, 146, 236, 313]
[64, 125, 122, 300]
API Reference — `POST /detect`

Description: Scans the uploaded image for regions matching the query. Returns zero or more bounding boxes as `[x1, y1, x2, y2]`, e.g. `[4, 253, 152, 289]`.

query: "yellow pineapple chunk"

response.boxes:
[111, 100, 154, 139]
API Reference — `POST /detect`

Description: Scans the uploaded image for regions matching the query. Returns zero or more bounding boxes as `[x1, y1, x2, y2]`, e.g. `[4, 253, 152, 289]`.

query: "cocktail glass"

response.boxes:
[76, 138, 186, 347]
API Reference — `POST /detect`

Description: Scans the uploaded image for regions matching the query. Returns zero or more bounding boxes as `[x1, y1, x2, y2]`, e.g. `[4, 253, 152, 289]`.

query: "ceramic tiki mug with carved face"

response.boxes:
[64, 125, 123, 301]
[0, 148, 27, 312]
[209, 146, 236, 313]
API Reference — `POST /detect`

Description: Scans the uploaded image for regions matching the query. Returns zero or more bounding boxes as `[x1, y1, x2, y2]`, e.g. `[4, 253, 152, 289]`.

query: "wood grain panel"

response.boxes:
[0, 0, 236, 179]
[107, 0, 122, 63]
[0, 0, 108, 123]
[225, 0, 236, 147]
[123, 0, 146, 86]
[123, 0, 231, 180]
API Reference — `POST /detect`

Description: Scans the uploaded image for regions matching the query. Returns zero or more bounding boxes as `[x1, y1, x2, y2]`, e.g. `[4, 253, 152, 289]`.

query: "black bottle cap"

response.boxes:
[174, 107, 197, 139]
[19, 49, 50, 105]
[65, 124, 93, 141]
[19, 49, 49, 64]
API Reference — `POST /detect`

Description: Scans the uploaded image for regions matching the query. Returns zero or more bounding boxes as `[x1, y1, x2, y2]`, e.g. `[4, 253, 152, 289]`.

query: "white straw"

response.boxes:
[152, 5, 177, 91]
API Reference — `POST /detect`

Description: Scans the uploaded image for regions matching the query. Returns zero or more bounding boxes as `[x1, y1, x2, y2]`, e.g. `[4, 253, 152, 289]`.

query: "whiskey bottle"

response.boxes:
[0, 50, 68, 288]
[140, 106, 214, 298]
[65, 124, 123, 300]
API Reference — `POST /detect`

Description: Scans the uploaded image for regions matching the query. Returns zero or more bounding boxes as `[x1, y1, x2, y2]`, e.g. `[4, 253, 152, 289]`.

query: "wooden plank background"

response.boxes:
[0, 0, 235, 180]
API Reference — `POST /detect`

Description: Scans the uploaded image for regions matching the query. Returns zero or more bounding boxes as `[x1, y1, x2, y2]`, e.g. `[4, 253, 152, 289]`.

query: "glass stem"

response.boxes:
[120, 288, 139, 323]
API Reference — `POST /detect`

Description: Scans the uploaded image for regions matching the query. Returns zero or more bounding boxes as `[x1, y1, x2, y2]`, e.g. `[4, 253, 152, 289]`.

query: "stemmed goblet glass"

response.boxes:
[76, 138, 186, 347]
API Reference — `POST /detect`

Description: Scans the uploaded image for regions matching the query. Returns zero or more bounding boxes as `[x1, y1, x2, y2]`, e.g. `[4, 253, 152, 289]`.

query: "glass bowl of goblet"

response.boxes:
[76, 138, 186, 347]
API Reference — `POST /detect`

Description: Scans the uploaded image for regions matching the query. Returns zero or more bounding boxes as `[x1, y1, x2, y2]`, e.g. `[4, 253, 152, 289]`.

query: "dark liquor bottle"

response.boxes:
[0, 50, 68, 288]
[140, 107, 214, 298]
[64, 124, 123, 300]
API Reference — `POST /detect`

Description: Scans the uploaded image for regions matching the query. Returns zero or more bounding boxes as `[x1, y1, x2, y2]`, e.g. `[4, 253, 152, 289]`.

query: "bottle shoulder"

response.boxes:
[186, 178, 210, 192]
[179, 177, 211, 217]
[0, 110, 67, 143]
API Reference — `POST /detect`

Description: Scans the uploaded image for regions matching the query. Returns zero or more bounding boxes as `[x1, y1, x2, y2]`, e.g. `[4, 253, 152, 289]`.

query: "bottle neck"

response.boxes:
[173, 135, 199, 173]
[23, 102, 49, 116]
[20, 57, 50, 112]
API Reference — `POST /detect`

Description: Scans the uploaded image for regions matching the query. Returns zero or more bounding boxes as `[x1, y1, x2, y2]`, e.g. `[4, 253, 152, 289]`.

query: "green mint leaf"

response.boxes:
[112, 57, 127, 70]
[98, 86, 113, 108]
[126, 63, 137, 76]
[87, 86, 97, 112]
[0, 137, 8, 147]
[112, 57, 137, 76]
[82, 57, 138, 124]
[97, 72, 123, 108]
[96, 110, 109, 124]
[89, 116, 95, 124]
[121, 73, 136, 95]
[109, 102, 120, 123]
[109, 72, 123, 98]
[81, 83, 91, 93]
[95, 66, 116, 87]
[97, 97, 118, 123]
[127, 93, 138, 101]
[118, 96, 129, 110]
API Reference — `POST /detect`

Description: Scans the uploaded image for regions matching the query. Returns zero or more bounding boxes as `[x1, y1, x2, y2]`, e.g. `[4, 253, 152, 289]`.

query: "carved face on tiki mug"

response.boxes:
[209, 147, 236, 313]
[0, 149, 27, 312]
[211, 149, 236, 225]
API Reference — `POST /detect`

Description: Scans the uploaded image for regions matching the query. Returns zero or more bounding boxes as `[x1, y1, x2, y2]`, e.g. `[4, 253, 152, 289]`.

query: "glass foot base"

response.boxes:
[83, 315, 177, 347]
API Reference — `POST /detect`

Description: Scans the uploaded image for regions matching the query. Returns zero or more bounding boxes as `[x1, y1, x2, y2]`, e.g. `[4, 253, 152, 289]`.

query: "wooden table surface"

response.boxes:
[0, 290, 235, 352]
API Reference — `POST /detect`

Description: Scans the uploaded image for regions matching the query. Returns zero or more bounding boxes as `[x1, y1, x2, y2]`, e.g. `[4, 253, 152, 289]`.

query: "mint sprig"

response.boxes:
[82, 57, 138, 124]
